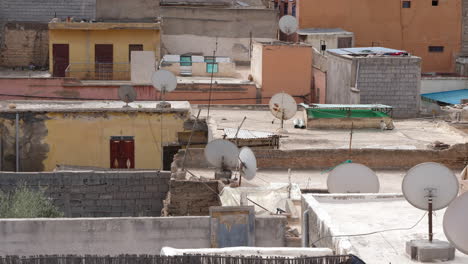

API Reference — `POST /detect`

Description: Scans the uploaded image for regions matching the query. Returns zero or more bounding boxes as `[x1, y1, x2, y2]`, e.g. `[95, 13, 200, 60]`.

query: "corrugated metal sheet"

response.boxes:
[421, 89, 468, 105]
[301, 103, 393, 109]
[223, 128, 276, 139]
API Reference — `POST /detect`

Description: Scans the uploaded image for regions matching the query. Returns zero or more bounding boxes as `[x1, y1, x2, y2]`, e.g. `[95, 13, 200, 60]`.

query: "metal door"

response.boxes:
[52, 44, 69, 77]
[95, 44, 113, 80]
[110, 137, 135, 169]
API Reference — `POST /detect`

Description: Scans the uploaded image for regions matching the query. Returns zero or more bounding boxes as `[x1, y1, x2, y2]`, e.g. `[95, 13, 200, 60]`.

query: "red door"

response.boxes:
[95, 44, 113, 80]
[110, 137, 135, 169]
[52, 44, 69, 77]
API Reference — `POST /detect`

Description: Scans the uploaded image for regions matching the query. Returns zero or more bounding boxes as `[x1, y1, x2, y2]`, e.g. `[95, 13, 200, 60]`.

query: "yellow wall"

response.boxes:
[42, 111, 186, 171]
[49, 28, 160, 75]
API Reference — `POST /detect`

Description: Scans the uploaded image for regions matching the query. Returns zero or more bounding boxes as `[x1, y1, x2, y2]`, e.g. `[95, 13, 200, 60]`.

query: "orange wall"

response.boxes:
[260, 44, 313, 103]
[297, 0, 462, 73]
[312, 68, 326, 104]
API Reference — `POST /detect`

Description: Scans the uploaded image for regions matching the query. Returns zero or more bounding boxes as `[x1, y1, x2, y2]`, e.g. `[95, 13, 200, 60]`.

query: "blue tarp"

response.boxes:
[421, 89, 468, 105]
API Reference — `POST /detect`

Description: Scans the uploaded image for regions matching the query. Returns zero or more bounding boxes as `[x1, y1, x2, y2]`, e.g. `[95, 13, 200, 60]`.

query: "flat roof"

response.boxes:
[0, 100, 191, 113]
[421, 89, 468, 105]
[48, 22, 160, 30]
[302, 103, 393, 109]
[297, 28, 352, 35]
[327, 47, 408, 56]
[304, 194, 468, 263]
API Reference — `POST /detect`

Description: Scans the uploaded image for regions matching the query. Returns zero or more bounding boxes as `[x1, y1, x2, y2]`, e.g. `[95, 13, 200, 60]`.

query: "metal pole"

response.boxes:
[234, 116, 247, 146]
[348, 122, 354, 158]
[428, 196, 433, 242]
[15, 113, 19, 172]
[181, 109, 202, 171]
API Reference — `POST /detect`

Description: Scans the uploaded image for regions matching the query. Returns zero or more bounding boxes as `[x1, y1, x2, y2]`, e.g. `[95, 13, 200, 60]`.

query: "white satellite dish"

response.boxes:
[151, 70, 177, 108]
[443, 192, 468, 254]
[118, 85, 137, 107]
[279, 15, 298, 35]
[402, 162, 459, 245]
[269, 92, 297, 133]
[239, 147, 257, 181]
[204, 139, 240, 179]
[327, 163, 380, 193]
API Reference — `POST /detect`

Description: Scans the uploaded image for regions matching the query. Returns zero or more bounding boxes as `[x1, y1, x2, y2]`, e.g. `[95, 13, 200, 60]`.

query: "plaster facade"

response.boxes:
[296, 0, 462, 73]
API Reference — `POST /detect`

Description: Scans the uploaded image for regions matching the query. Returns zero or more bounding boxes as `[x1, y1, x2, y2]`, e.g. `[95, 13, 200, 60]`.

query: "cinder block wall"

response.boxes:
[0, 171, 170, 217]
[356, 57, 422, 118]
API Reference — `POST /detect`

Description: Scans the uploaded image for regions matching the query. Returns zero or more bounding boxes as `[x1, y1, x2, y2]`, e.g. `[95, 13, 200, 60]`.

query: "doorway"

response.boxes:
[110, 136, 135, 169]
[95, 44, 113, 80]
[52, 44, 69, 77]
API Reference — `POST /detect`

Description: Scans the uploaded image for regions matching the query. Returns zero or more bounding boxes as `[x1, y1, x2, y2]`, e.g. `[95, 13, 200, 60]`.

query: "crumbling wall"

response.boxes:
[96, 0, 160, 21]
[0, 171, 171, 217]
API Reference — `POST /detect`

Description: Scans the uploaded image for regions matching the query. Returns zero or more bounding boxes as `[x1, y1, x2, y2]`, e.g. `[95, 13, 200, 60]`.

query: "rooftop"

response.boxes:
[48, 22, 160, 30]
[0, 100, 191, 113]
[303, 194, 468, 263]
[297, 28, 352, 35]
[327, 47, 410, 57]
[422, 89, 468, 105]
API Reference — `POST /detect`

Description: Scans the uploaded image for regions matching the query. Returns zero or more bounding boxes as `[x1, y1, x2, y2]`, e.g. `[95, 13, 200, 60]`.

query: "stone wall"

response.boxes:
[0, 215, 286, 256]
[357, 57, 421, 118]
[0, 171, 170, 217]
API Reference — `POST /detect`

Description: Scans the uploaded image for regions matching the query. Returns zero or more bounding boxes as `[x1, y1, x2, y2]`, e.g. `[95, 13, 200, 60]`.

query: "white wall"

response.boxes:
[421, 77, 468, 94]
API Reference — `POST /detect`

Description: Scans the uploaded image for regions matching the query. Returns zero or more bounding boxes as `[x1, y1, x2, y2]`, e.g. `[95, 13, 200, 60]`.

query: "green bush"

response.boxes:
[0, 185, 63, 218]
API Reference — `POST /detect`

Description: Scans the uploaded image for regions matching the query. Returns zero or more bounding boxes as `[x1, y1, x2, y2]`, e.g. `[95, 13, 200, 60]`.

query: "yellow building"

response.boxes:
[48, 22, 160, 79]
[0, 101, 197, 172]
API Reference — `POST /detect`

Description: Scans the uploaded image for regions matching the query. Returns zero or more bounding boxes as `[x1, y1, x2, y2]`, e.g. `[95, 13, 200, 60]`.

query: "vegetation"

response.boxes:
[0, 185, 63, 218]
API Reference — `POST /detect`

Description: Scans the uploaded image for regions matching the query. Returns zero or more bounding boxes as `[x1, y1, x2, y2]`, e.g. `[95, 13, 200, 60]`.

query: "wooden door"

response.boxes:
[110, 137, 135, 169]
[95, 44, 113, 80]
[52, 44, 69, 77]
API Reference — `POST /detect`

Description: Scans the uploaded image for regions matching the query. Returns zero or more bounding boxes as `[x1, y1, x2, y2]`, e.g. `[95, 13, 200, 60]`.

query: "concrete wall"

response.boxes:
[325, 54, 359, 104]
[357, 56, 421, 118]
[0, 215, 286, 256]
[421, 77, 468, 94]
[462, 0, 468, 56]
[0, 171, 170, 217]
[160, 7, 277, 62]
[297, 0, 462, 73]
[300, 32, 354, 51]
[96, 0, 160, 21]
[312, 69, 326, 104]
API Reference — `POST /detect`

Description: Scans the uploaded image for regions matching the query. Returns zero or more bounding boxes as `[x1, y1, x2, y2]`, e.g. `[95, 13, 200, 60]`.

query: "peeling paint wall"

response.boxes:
[0, 111, 189, 171]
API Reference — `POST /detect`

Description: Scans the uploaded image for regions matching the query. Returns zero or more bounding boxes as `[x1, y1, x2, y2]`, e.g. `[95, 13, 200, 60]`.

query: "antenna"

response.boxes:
[269, 92, 297, 133]
[327, 163, 380, 193]
[151, 69, 177, 109]
[118, 85, 137, 108]
[204, 139, 239, 180]
[238, 147, 257, 185]
[443, 192, 468, 255]
[279, 15, 298, 36]
[403, 162, 459, 261]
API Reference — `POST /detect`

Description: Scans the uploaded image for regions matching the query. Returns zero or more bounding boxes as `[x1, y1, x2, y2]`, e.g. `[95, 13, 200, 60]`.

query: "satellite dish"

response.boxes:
[279, 15, 298, 35]
[402, 162, 459, 245]
[239, 147, 257, 181]
[443, 192, 468, 254]
[118, 85, 137, 107]
[327, 163, 380, 193]
[402, 162, 459, 211]
[151, 70, 177, 108]
[269, 92, 297, 133]
[204, 139, 239, 179]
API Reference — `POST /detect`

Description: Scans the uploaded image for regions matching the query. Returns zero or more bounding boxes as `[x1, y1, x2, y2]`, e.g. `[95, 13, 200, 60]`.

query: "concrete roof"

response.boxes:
[48, 22, 160, 30]
[297, 28, 352, 35]
[304, 194, 468, 263]
[0, 100, 191, 113]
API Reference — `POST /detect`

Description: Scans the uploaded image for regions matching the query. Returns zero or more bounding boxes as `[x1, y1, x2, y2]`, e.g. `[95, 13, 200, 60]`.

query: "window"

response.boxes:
[338, 37, 353, 48]
[432, 0, 438, 6]
[110, 136, 134, 169]
[180, 55, 192, 66]
[205, 56, 218, 73]
[292, 4, 296, 17]
[428, 46, 444, 52]
[128, 44, 143, 61]
[283, 3, 288, 16]
[402, 1, 411, 8]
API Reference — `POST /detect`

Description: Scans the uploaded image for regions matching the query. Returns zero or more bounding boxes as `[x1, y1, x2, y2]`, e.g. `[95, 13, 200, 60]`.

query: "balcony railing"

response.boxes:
[65, 62, 130, 81]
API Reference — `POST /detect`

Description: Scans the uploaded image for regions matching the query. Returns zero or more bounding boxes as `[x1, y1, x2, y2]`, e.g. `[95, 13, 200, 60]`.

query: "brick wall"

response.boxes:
[0, 171, 170, 217]
[357, 57, 421, 118]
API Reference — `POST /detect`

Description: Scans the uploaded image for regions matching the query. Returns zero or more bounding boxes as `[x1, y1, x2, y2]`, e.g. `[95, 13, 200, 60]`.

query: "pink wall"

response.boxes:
[312, 68, 326, 104]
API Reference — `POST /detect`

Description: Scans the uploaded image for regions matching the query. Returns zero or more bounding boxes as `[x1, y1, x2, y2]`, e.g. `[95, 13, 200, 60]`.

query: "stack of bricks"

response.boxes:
[0, 171, 170, 217]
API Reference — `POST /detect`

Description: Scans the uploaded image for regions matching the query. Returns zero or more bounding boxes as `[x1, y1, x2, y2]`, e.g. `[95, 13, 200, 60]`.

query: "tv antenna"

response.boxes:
[443, 192, 468, 255]
[118, 85, 137, 108]
[279, 15, 298, 36]
[327, 163, 380, 193]
[238, 146, 257, 186]
[269, 92, 297, 133]
[151, 69, 177, 109]
[402, 162, 459, 261]
[204, 139, 239, 180]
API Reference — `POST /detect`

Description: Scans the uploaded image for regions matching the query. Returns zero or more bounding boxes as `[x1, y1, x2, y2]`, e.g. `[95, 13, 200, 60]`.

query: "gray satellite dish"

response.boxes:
[443, 192, 468, 255]
[269, 92, 297, 133]
[204, 139, 239, 180]
[279, 15, 298, 35]
[151, 70, 177, 109]
[402, 162, 459, 246]
[118, 85, 137, 108]
[327, 163, 380, 193]
[239, 147, 257, 181]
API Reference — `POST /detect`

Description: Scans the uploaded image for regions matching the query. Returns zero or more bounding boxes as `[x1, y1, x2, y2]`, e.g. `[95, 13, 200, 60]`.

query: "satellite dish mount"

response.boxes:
[269, 92, 297, 134]
[118, 85, 137, 108]
[152, 70, 177, 109]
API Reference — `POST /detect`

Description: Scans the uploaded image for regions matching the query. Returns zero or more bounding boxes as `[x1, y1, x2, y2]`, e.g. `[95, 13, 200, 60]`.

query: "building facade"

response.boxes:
[296, 0, 462, 73]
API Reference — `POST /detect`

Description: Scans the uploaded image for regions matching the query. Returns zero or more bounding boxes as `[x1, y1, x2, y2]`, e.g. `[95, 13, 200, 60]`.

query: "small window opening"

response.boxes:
[402, 1, 411, 8]
[432, 0, 439, 6]
[428, 46, 444, 53]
